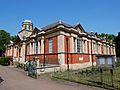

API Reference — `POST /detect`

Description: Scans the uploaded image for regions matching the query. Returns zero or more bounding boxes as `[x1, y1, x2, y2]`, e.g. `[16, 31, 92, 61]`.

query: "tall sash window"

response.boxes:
[77, 38, 83, 53]
[49, 38, 52, 53]
[35, 39, 38, 54]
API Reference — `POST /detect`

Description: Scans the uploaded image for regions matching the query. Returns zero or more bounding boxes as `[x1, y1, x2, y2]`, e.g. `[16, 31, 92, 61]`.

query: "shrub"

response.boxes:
[0, 57, 5, 64]
[16, 63, 24, 68]
[116, 60, 120, 67]
[0, 57, 10, 66]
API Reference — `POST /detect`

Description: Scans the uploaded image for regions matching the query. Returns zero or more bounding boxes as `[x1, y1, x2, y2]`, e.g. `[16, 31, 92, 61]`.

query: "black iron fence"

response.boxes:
[52, 61, 120, 90]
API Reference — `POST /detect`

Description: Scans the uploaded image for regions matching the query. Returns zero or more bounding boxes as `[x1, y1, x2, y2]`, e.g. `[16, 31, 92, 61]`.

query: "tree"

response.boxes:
[114, 32, 120, 57]
[98, 33, 116, 41]
[0, 30, 10, 56]
[98, 33, 106, 40]
[10, 35, 17, 42]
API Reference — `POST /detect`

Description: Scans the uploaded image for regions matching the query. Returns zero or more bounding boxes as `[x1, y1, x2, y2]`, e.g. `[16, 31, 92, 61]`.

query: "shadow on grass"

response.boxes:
[87, 80, 120, 90]
[52, 75, 119, 90]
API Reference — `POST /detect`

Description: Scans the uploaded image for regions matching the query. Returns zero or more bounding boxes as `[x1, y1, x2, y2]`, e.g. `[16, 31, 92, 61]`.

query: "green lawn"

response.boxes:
[52, 66, 120, 89]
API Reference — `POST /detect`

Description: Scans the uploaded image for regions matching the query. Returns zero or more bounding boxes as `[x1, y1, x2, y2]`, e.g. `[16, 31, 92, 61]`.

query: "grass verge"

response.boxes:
[51, 66, 120, 90]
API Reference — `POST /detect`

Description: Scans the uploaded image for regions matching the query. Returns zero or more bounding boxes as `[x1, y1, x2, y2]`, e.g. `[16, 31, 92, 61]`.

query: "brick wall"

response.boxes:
[65, 53, 90, 64]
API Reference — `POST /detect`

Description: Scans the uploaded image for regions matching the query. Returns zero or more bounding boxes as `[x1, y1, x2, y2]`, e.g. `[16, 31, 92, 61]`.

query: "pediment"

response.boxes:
[29, 27, 41, 37]
[19, 30, 32, 39]
[89, 32, 99, 38]
[74, 24, 86, 33]
[94, 32, 99, 38]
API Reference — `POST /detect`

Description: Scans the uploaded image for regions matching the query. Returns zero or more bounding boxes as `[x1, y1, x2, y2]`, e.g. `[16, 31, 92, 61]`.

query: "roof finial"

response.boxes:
[59, 20, 62, 24]
[90, 31, 94, 33]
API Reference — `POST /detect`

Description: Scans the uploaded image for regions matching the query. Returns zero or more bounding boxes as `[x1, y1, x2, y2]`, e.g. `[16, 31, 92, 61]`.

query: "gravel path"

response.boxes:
[0, 65, 104, 90]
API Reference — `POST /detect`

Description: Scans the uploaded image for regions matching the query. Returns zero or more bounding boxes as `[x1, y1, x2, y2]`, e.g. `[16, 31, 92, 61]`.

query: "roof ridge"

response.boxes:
[41, 20, 73, 30]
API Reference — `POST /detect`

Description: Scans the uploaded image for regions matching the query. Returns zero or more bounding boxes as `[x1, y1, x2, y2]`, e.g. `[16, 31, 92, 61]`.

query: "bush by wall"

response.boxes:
[0, 57, 10, 66]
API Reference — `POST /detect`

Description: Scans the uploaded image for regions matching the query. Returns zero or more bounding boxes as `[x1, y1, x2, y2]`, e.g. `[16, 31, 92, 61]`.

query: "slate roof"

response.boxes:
[87, 32, 98, 36]
[41, 20, 73, 30]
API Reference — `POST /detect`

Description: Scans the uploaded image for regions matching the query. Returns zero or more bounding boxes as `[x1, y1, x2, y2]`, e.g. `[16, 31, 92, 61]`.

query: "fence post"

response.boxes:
[100, 68, 103, 85]
[34, 57, 39, 79]
[35, 68, 38, 79]
[110, 69, 114, 87]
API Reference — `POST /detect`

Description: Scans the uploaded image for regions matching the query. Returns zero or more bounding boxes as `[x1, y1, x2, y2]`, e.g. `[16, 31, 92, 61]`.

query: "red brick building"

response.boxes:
[6, 20, 116, 69]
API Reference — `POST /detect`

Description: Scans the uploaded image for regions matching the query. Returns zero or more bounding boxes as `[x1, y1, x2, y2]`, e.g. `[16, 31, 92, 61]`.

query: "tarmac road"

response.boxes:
[0, 65, 103, 90]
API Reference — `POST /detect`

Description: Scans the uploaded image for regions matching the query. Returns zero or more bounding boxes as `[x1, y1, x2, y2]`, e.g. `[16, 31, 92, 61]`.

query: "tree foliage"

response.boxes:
[114, 32, 120, 57]
[98, 33, 116, 41]
[0, 30, 10, 56]
[10, 35, 17, 42]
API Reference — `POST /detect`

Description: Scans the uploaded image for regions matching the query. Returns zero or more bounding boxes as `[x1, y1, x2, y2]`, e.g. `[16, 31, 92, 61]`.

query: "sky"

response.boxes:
[0, 0, 120, 36]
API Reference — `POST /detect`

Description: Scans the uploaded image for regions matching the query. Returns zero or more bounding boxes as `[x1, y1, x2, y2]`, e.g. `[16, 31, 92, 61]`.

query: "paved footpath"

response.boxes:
[0, 65, 104, 90]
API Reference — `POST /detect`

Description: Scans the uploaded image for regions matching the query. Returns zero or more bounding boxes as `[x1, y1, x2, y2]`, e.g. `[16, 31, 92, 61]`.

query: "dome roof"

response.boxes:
[23, 20, 32, 23]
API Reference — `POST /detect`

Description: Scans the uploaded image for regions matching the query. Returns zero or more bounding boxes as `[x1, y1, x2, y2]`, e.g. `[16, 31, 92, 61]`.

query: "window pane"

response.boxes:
[49, 38, 52, 53]
[77, 38, 80, 52]
[35, 40, 38, 54]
